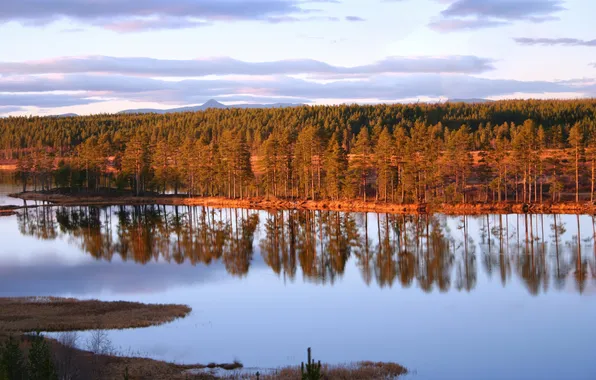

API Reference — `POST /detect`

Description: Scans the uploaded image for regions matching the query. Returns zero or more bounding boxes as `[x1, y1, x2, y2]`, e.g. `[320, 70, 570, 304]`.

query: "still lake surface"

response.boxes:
[1, 178, 595, 380]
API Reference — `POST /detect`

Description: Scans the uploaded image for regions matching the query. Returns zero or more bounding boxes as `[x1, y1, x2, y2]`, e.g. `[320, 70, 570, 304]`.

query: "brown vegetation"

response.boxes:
[11, 190, 596, 215]
[0, 298, 246, 379]
[0, 205, 19, 216]
[5, 100, 596, 209]
[0, 297, 191, 332]
[0, 333, 243, 380]
[68, 352, 242, 380]
[259, 362, 407, 380]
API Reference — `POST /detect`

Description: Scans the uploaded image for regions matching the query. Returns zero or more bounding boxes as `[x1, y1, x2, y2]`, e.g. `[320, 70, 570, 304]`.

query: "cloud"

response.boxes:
[429, 18, 509, 31]
[0, 106, 26, 114]
[0, 73, 592, 109]
[101, 17, 210, 32]
[0, 93, 101, 107]
[440, 0, 565, 21]
[345, 16, 365, 22]
[0, 0, 334, 31]
[430, 0, 565, 31]
[0, 260, 234, 297]
[0, 55, 496, 78]
[514, 37, 596, 47]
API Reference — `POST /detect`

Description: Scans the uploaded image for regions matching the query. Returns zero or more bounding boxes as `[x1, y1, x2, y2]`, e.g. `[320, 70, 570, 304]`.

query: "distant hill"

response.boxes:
[50, 113, 79, 117]
[446, 98, 493, 104]
[118, 99, 303, 115]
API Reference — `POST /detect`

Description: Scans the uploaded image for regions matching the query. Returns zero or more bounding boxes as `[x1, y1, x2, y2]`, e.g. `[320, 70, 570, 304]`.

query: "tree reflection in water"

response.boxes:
[16, 206, 596, 295]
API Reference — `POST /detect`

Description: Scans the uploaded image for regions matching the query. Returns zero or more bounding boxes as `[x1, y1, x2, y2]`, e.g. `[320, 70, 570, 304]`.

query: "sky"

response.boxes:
[0, 0, 595, 116]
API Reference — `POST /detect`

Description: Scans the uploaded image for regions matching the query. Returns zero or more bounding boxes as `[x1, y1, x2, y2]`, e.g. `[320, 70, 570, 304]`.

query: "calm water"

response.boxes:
[1, 184, 595, 379]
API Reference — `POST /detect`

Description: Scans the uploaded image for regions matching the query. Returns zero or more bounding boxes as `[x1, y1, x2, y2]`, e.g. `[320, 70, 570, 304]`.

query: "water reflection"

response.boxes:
[14, 205, 596, 295]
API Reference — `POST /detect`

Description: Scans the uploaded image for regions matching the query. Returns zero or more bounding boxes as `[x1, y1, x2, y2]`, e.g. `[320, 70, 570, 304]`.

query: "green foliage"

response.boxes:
[28, 333, 58, 380]
[301, 347, 322, 380]
[0, 336, 27, 380]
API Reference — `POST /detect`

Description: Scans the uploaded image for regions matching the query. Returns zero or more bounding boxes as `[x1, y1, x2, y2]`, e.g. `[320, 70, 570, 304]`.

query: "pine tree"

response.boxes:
[76, 137, 103, 190]
[511, 120, 536, 203]
[231, 132, 253, 199]
[0, 336, 26, 380]
[323, 133, 348, 200]
[393, 126, 408, 203]
[262, 133, 281, 197]
[444, 126, 472, 203]
[28, 333, 58, 380]
[568, 123, 584, 203]
[121, 134, 150, 196]
[16, 154, 33, 192]
[294, 127, 320, 199]
[374, 128, 395, 202]
[152, 140, 173, 194]
[350, 128, 372, 202]
[588, 127, 596, 202]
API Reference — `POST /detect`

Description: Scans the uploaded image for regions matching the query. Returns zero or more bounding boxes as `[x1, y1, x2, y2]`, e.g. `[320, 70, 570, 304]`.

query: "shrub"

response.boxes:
[28, 333, 58, 380]
[0, 336, 27, 380]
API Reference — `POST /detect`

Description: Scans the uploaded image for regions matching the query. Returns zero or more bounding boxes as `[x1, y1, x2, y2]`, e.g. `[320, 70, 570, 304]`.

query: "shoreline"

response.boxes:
[9, 191, 596, 215]
[0, 297, 407, 379]
[0, 297, 243, 379]
[0, 205, 19, 216]
[0, 297, 191, 332]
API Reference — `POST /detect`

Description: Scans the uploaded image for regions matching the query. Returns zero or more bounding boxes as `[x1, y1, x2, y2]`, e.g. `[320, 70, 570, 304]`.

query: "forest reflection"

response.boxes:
[16, 205, 596, 295]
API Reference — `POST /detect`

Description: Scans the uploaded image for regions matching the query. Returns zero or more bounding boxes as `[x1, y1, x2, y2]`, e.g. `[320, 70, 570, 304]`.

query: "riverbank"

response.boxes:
[9, 190, 596, 215]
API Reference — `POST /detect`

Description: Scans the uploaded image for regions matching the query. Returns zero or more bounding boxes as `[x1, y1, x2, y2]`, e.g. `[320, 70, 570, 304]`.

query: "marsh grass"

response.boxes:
[0, 297, 191, 332]
[217, 362, 407, 380]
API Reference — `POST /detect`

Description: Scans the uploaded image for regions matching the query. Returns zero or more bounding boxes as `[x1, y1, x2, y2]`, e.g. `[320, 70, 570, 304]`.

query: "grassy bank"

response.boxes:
[0, 297, 243, 379]
[0, 297, 407, 379]
[0, 205, 19, 216]
[10, 189, 596, 215]
[0, 297, 191, 332]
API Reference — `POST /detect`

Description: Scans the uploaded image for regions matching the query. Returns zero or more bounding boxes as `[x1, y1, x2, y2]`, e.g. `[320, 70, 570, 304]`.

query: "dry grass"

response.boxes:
[0, 333, 242, 380]
[0, 297, 191, 332]
[12, 191, 425, 214]
[13, 190, 596, 215]
[0, 297, 406, 379]
[0, 205, 18, 216]
[218, 362, 407, 380]
[93, 354, 242, 380]
[0, 297, 237, 379]
[0, 164, 17, 171]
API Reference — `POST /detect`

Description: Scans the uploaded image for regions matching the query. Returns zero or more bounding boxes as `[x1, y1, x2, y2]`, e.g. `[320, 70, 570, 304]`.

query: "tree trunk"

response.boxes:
[591, 155, 594, 203]
[576, 147, 580, 203]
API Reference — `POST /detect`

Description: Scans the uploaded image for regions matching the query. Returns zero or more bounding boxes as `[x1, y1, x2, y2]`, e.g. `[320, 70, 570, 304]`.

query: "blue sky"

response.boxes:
[0, 0, 595, 116]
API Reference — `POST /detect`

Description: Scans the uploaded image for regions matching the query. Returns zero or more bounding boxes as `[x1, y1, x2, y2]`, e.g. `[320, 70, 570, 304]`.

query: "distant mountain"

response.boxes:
[50, 113, 79, 117]
[118, 99, 302, 115]
[446, 98, 493, 104]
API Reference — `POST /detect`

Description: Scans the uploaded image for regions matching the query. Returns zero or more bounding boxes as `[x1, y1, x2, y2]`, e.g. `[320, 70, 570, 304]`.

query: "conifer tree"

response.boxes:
[568, 123, 584, 203]
[350, 128, 372, 202]
[0, 336, 26, 380]
[323, 133, 348, 200]
[121, 133, 150, 196]
[374, 128, 395, 202]
[28, 333, 58, 380]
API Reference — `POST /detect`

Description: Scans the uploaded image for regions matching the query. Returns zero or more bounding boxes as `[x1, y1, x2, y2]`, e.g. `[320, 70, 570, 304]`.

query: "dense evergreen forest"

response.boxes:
[1, 99, 596, 204]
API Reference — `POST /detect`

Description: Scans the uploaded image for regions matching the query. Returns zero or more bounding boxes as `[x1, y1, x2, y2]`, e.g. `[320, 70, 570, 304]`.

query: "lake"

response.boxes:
[0, 181, 595, 379]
